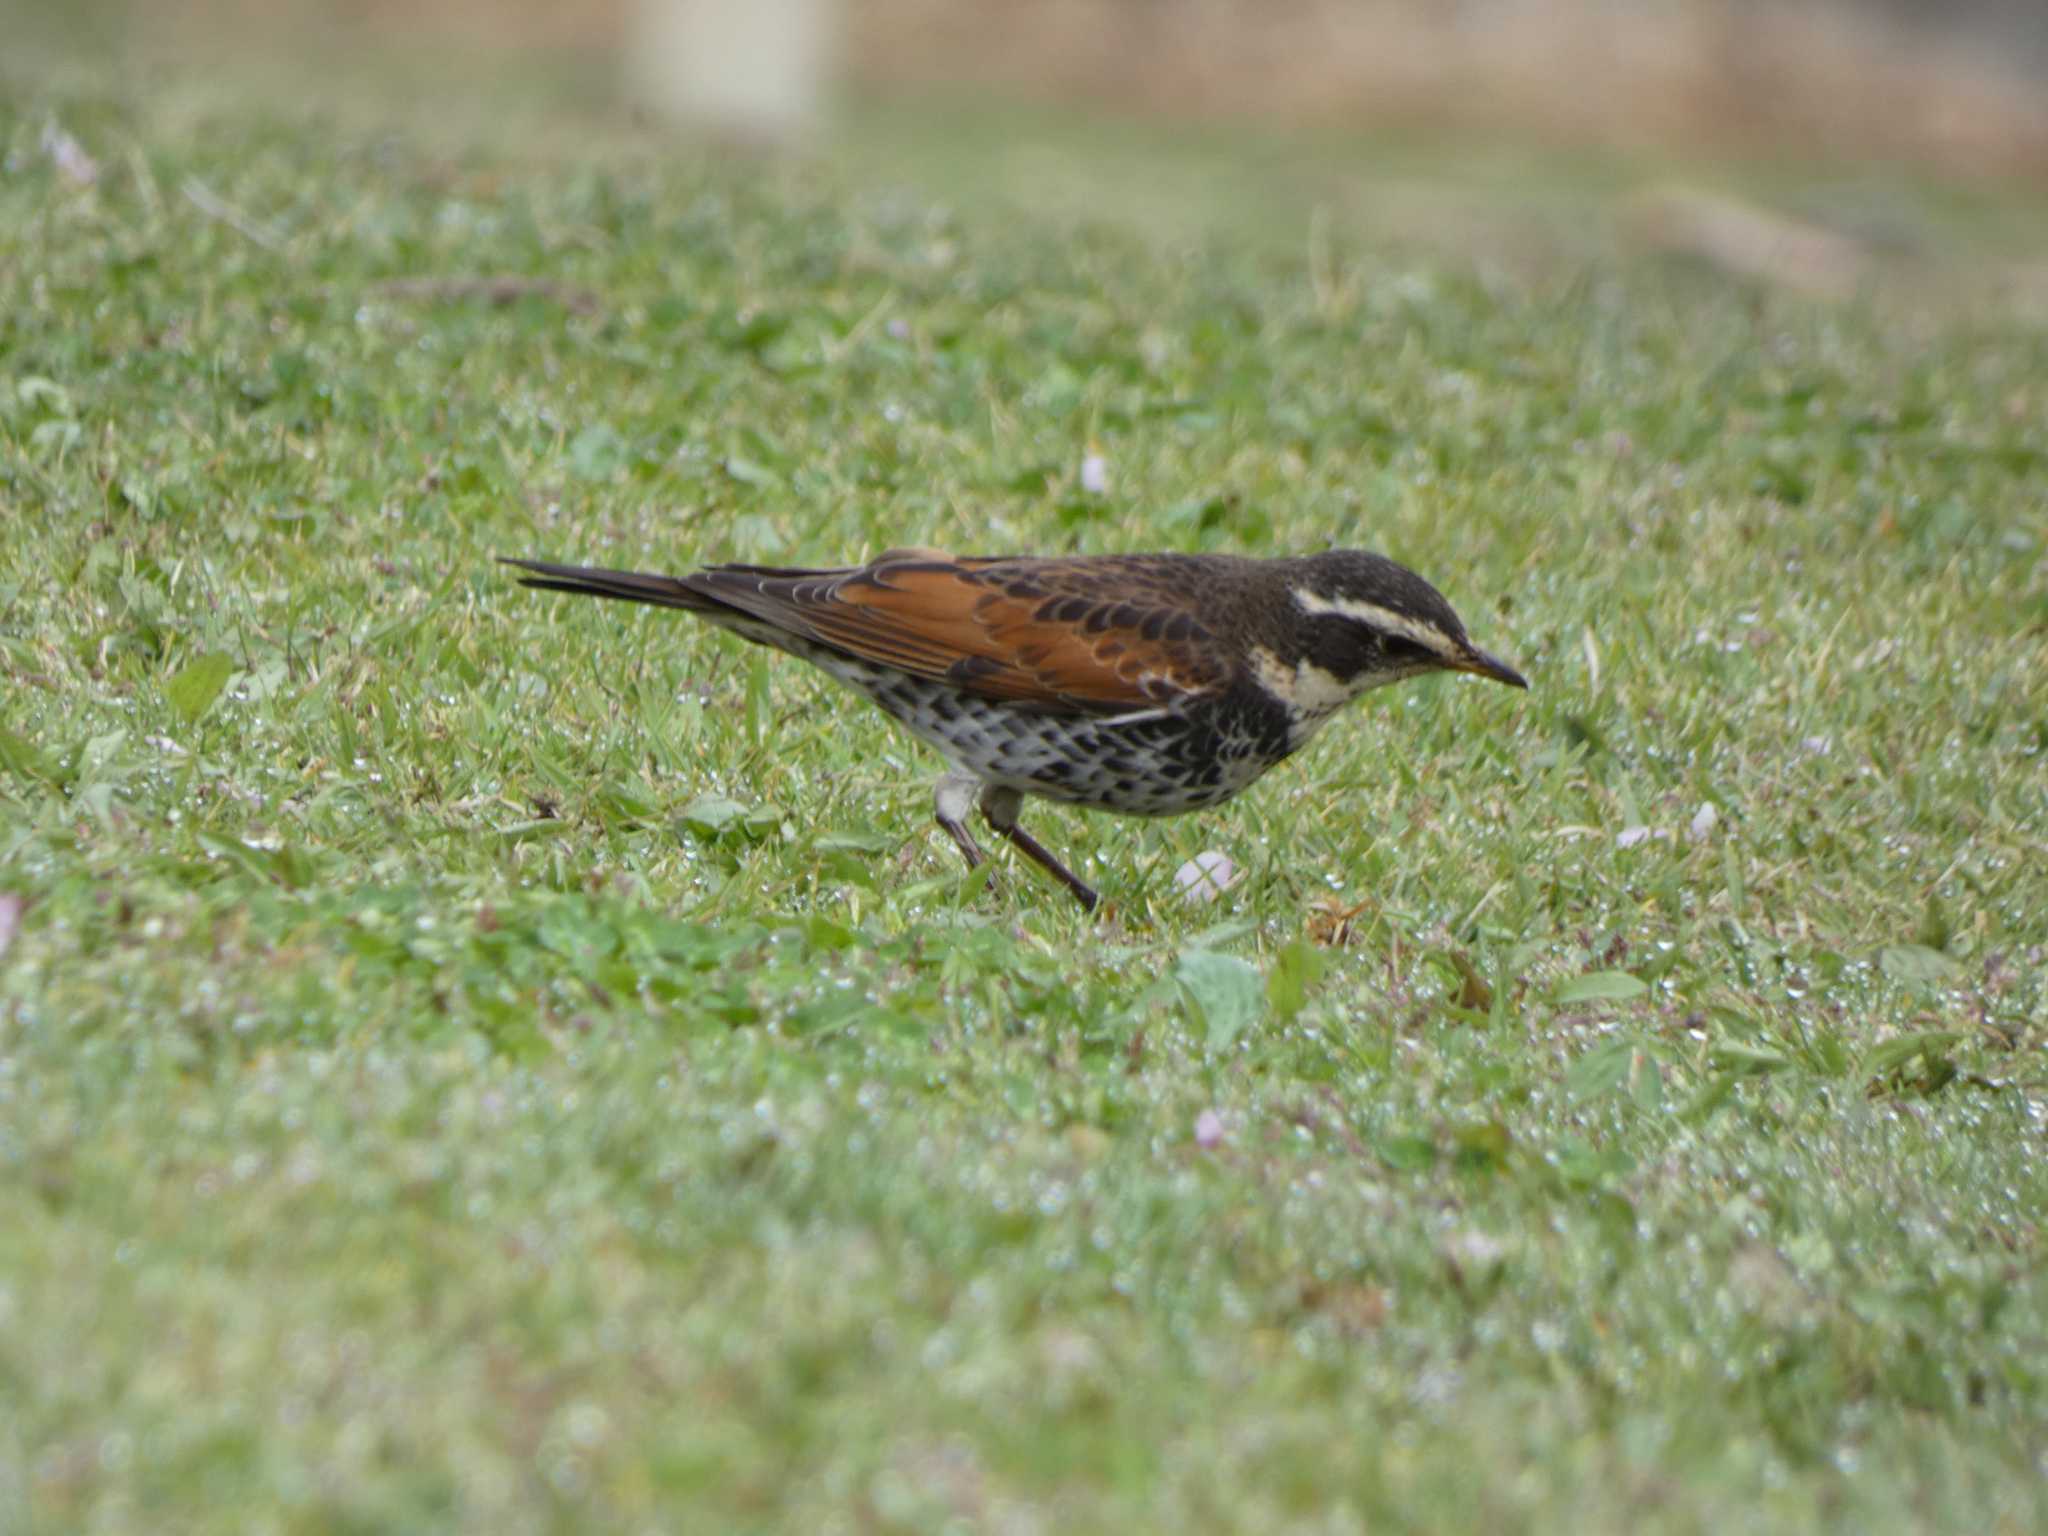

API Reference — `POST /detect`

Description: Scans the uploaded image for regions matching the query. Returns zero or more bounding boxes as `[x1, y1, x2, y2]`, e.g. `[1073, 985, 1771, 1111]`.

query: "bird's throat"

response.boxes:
[1248, 645, 1377, 748]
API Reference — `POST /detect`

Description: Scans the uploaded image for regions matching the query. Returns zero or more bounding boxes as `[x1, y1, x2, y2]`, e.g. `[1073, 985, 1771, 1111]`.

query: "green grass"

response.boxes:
[3, 63, 2047, 1535]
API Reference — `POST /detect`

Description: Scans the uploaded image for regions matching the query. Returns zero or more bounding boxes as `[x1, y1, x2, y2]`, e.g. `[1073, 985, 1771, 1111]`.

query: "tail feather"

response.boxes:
[499, 557, 714, 612]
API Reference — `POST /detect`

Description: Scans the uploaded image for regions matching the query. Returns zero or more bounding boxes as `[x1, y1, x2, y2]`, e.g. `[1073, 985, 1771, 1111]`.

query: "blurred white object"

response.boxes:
[627, 0, 836, 141]
[1078, 451, 1109, 496]
[1689, 802, 1719, 842]
[1174, 850, 1242, 903]
[1194, 1108, 1225, 1149]
[41, 119, 98, 186]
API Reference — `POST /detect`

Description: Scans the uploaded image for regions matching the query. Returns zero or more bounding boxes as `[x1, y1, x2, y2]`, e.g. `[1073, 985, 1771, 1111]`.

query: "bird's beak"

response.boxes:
[1455, 646, 1529, 689]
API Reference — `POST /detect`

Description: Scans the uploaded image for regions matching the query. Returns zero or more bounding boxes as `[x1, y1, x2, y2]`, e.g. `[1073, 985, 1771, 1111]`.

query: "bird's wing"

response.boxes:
[683, 553, 1229, 712]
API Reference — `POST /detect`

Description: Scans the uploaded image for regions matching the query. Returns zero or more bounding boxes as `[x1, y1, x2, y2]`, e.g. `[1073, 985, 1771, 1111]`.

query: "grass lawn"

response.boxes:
[3, 54, 2046, 1534]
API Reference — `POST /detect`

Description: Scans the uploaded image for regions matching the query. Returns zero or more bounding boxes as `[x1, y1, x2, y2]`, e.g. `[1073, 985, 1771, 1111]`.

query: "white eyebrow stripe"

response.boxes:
[1292, 588, 1459, 654]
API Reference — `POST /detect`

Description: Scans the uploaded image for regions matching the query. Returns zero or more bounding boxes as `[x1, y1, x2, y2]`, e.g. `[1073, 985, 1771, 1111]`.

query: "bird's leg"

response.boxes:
[933, 771, 990, 872]
[979, 785, 1100, 912]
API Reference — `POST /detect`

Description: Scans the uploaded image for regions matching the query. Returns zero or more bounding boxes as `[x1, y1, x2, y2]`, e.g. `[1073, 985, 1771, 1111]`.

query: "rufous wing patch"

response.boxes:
[691, 555, 1226, 712]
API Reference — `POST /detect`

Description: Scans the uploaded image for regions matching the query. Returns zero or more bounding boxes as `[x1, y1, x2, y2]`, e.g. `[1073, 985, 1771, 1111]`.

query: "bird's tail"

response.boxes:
[499, 557, 715, 612]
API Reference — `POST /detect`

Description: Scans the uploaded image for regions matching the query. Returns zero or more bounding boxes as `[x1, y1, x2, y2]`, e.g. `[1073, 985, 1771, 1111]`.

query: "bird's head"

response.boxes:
[1283, 549, 1528, 697]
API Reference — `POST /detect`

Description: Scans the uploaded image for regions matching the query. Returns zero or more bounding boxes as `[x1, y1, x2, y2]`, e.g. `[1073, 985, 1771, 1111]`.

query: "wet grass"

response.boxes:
[2, 69, 2046, 1535]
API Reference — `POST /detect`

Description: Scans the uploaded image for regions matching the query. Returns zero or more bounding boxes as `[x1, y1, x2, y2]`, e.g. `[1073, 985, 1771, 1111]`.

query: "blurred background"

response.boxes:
[14, 0, 2045, 162]
[8, 0, 2048, 300]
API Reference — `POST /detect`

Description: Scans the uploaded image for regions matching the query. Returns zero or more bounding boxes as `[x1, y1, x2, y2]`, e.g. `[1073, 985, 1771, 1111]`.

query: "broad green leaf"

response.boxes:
[0, 726, 58, 787]
[1451, 1120, 1512, 1171]
[1553, 970, 1648, 1005]
[817, 830, 892, 855]
[1175, 949, 1262, 1051]
[1878, 944, 1962, 987]
[1632, 1050, 1665, 1112]
[1566, 1037, 1636, 1100]
[721, 454, 780, 487]
[166, 652, 234, 725]
[802, 915, 859, 952]
[1375, 1134, 1437, 1173]
[1183, 918, 1256, 952]
[1862, 1030, 1964, 1077]
[1709, 1041, 1790, 1074]
[196, 833, 290, 887]
[679, 794, 749, 837]
[497, 818, 571, 843]
[538, 905, 618, 962]
[1266, 937, 1326, 1020]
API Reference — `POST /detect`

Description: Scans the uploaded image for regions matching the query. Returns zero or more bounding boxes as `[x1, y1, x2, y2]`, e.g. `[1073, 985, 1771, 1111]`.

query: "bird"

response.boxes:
[504, 547, 1527, 910]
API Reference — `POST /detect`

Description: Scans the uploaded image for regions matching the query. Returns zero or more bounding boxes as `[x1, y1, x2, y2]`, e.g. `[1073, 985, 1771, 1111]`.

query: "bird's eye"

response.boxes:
[1381, 635, 1436, 665]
